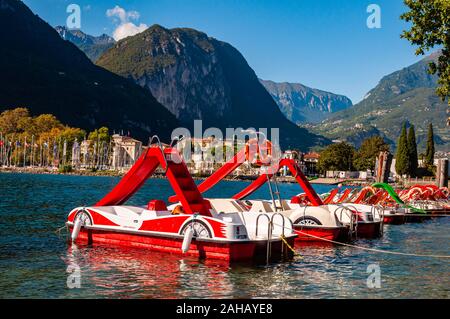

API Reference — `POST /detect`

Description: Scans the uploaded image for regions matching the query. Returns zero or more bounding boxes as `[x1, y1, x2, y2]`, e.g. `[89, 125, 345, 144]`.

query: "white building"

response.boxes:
[111, 134, 143, 170]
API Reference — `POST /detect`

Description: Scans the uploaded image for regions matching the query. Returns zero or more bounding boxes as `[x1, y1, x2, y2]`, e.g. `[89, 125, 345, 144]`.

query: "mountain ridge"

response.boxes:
[96, 24, 328, 150]
[55, 26, 115, 62]
[260, 79, 353, 123]
[306, 53, 449, 151]
[0, 0, 179, 142]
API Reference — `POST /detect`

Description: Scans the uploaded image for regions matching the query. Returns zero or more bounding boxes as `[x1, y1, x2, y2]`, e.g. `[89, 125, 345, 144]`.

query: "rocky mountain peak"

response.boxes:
[97, 25, 327, 149]
[260, 79, 353, 123]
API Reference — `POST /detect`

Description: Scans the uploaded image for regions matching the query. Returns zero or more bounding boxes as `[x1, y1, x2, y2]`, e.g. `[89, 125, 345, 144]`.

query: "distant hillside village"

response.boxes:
[0, 108, 448, 185]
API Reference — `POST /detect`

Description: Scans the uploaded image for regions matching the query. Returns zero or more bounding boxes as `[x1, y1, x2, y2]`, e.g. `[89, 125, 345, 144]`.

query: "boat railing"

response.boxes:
[256, 213, 272, 263]
[374, 205, 385, 235]
[333, 205, 358, 238]
[266, 173, 283, 212]
[344, 204, 360, 238]
[148, 135, 168, 171]
[270, 213, 286, 238]
[170, 135, 185, 148]
[148, 135, 162, 148]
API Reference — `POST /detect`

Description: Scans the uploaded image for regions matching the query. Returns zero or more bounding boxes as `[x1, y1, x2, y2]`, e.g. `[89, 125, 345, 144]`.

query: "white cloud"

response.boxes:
[113, 23, 148, 41]
[106, 5, 147, 41]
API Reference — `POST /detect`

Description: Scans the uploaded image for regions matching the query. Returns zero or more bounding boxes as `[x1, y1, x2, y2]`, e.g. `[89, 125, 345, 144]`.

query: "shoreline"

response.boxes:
[0, 167, 370, 186]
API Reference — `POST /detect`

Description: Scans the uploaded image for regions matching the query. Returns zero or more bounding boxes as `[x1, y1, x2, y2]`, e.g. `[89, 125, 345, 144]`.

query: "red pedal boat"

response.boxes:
[66, 144, 296, 262]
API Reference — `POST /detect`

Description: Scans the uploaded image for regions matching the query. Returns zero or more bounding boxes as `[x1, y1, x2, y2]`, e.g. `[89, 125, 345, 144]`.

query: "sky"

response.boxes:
[23, 0, 429, 103]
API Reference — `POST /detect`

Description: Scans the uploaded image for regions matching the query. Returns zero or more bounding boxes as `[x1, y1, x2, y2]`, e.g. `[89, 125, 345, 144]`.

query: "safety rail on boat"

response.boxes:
[148, 135, 169, 172]
[266, 173, 283, 212]
[271, 213, 289, 260]
[271, 213, 286, 238]
[344, 204, 360, 238]
[148, 135, 163, 148]
[374, 205, 385, 235]
[170, 135, 185, 148]
[256, 213, 272, 263]
[333, 205, 358, 238]
[255, 212, 290, 263]
[272, 176, 283, 211]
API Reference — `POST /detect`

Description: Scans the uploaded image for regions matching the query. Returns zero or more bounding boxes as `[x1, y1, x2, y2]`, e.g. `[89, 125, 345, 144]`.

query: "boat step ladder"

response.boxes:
[334, 205, 358, 239]
[256, 212, 287, 263]
[266, 173, 283, 212]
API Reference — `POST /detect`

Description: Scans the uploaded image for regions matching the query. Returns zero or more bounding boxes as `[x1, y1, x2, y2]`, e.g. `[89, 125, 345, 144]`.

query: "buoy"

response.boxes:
[71, 218, 82, 242]
[181, 227, 194, 253]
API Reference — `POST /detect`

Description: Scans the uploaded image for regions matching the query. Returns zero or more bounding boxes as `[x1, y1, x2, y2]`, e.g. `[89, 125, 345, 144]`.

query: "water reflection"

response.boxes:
[1, 173, 449, 299]
[63, 244, 236, 298]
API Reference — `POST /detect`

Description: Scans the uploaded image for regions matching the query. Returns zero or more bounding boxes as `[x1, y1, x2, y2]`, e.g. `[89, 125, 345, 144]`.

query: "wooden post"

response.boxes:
[436, 159, 449, 188]
[375, 151, 393, 183]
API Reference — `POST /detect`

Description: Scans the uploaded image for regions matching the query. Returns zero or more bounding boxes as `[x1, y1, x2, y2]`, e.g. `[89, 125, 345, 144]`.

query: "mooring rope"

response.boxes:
[273, 223, 450, 259]
[404, 214, 449, 217]
[55, 225, 68, 238]
[280, 235, 302, 258]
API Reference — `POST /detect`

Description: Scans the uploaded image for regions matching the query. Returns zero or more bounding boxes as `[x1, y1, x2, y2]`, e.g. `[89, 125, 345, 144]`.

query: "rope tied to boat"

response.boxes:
[280, 235, 302, 259]
[55, 224, 68, 238]
[273, 222, 450, 259]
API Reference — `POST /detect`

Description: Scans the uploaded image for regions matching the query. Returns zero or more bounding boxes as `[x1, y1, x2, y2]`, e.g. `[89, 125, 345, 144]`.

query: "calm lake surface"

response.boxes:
[0, 172, 448, 299]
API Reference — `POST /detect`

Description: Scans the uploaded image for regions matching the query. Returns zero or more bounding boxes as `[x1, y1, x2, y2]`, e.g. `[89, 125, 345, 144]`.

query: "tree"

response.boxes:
[395, 123, 410, 176]
[0, 108, 31, 134]
[354, 136, 390, 171]
[317, 142, 355, 173]
[401, 0, 450, 105]
[33, 114, 63, 134]
[425, 123, 435, 168]
[407, 125, 418, 176]
[88, 127, 110, 143]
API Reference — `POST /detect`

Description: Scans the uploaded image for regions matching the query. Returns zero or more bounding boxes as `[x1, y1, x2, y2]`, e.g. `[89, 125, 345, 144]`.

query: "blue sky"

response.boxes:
[23, 0, 429, 103]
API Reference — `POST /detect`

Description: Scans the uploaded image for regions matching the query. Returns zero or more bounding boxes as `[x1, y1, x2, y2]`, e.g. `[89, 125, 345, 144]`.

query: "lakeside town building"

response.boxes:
[111, 134, 143, 170]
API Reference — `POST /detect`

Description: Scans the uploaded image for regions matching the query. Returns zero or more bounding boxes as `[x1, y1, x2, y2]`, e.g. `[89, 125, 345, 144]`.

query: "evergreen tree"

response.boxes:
[425, 123, 435, 168]
[395, 123, 410, 176]
[407, 125, 418, 176]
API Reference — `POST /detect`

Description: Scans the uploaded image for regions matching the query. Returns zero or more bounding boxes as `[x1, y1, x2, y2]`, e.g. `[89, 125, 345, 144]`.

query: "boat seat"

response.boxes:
[274, 199, 291, 211]
[249, 201, 273, 213]
[92, 206, 147, 216]
[208, 199, 245, 213]
[147, 200, 168, 211]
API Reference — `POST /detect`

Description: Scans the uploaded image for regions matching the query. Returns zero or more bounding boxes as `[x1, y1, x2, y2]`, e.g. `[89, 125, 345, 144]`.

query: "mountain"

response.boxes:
[96, 24, 328, 150]
[55, 26, 115, 62]
[306, 53, 449, 151]
[0, 0, 179, 142]
[260, 80, 353, 123]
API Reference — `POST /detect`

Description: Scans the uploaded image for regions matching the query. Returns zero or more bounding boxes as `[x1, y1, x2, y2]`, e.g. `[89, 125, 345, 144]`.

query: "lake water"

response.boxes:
[0, 173, 448, 298]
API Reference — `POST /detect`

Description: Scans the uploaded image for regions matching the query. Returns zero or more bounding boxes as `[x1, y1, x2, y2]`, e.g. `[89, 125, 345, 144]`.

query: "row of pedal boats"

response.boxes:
[66, 140, 449, 263]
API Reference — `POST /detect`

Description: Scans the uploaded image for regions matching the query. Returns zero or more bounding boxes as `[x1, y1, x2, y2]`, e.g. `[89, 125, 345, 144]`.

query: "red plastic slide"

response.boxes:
[323, 189, 339, 204]
[95, 147, 212, 216]
[336, 188, 352, 204]
[232, 159, 324, 206]
[168, 139, 270, 203]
